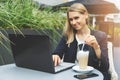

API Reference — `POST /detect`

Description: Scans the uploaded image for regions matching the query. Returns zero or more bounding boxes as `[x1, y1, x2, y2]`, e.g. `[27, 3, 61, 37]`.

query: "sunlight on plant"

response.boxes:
[0, 31, 11, 52]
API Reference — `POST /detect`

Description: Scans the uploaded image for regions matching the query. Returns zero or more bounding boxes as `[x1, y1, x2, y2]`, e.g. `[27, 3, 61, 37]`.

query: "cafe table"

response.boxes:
[0, 63, 103, 80]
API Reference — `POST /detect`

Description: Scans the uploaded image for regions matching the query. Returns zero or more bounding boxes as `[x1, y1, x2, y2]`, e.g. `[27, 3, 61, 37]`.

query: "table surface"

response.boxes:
[0, 64, 103, 80]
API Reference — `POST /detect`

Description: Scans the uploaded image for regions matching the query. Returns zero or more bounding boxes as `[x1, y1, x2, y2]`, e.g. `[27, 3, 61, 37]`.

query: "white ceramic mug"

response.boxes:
[77, 50, 89, 69]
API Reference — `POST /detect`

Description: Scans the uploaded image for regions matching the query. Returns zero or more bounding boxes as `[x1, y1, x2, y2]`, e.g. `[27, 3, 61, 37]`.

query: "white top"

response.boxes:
[75, 35, 85, 61]
[76, 35, 84, 46]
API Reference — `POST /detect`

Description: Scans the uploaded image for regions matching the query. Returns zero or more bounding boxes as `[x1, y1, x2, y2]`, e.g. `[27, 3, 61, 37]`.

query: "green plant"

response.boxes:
[0, 0, 66, 43]
[0, 0, 65, 28]
[0, 0, 66, 65]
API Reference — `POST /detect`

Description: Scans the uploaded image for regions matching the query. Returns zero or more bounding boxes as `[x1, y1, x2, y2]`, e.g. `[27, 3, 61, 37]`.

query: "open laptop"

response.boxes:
[9, 33, 75, 73]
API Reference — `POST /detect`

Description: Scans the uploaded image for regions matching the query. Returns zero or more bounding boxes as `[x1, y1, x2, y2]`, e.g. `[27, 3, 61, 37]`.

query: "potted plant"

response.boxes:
[0, 0, 65, 65]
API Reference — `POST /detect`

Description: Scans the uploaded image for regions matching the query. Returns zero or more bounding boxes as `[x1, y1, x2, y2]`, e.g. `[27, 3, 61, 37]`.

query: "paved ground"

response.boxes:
[113, 47, 120, 80]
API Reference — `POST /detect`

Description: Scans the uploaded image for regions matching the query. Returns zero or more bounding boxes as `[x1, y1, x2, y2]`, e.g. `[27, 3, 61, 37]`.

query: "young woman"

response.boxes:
[52, 3, 110, 80]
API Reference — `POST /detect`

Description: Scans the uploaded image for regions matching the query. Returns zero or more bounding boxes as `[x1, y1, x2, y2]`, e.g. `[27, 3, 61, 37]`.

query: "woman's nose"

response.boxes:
[72, 20, 76, 25]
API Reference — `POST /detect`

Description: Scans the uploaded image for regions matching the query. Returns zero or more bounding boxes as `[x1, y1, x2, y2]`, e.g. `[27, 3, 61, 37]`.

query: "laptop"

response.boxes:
[9, 33, 75, 73]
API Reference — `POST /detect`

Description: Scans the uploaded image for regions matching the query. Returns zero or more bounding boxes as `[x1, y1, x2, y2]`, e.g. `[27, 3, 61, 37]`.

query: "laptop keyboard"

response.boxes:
[55, 62, 75, 72]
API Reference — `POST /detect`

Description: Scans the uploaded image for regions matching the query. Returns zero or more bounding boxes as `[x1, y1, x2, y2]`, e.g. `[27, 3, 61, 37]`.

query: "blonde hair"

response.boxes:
[63, 3, 89, 46]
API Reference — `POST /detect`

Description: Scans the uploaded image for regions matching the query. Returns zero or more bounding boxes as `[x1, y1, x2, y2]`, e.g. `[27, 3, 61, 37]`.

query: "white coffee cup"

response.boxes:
[77, 50, 89, 69]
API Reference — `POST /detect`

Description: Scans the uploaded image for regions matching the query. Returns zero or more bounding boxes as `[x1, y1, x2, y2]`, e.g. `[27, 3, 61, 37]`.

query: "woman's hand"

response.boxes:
[84, 35, 99, 49]
[52, 55, 61, 66]
[84, 35, 101, 59]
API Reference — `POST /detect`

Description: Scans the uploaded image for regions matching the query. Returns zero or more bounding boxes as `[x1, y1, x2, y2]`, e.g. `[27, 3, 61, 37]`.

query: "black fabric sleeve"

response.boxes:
[52, 36, 67, 59]
[99, 32, 109, 72]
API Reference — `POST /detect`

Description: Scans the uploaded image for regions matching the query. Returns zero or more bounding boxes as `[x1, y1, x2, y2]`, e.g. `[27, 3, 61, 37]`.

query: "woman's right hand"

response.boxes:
[52, 55, 61, 66]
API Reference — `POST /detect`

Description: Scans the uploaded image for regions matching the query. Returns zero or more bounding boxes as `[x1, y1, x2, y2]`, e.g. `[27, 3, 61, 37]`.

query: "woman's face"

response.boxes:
[68, 11, 87, 30]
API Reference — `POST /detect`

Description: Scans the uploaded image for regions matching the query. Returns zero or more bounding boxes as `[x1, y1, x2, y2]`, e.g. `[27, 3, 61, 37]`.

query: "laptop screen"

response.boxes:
[9, 34, 75, 73]
[9, 34, 55, 73]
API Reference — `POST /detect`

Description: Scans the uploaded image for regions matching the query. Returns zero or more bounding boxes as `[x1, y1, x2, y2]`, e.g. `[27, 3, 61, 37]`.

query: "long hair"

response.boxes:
[63, 3, 89, 46]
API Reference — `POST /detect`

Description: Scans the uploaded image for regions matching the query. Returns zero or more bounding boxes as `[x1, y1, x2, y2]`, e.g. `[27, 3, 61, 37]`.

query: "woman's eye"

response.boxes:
[74, 17, 79, 20]
[69, 18, 73, 21]
[69, 16, 79, 21]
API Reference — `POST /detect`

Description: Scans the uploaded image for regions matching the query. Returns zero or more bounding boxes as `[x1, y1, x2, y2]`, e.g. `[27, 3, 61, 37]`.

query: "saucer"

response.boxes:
[72, 65, 94, 73]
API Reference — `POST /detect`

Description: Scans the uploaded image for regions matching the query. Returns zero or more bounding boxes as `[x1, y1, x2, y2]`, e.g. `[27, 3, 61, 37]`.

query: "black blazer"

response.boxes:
[53, 30, 110, 80]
